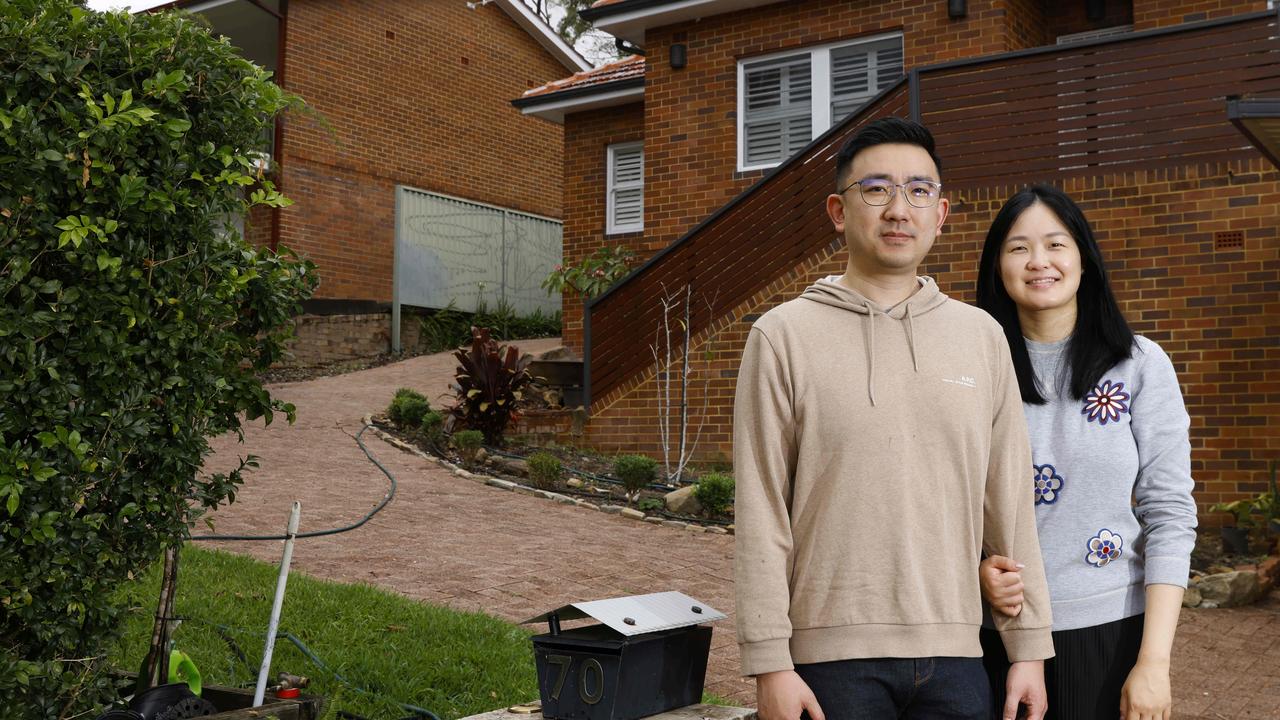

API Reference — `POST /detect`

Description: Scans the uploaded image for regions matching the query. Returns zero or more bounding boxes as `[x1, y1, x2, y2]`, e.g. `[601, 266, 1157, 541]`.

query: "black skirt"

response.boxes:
[980, 614, 1145, 720]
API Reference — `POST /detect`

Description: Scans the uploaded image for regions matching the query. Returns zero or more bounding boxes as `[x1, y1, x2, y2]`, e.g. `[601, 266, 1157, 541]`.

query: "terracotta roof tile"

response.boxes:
[522, 54, 645, 99]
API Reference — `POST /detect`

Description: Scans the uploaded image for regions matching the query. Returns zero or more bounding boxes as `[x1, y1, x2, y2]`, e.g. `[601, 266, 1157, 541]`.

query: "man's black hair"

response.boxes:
[834, 117, 942, 191]
[976, 184, 1135, 404]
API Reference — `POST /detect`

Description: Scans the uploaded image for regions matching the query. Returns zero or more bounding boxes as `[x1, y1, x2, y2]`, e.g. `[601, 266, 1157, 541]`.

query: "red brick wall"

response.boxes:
[577, 156, 1280, 521]
[245, 203, 274, 249]
[1133, 0, 1269, 29]
[561, 103, 645, 354]
[1046, 0, 1133, 38]
[277, 0, 568, 303]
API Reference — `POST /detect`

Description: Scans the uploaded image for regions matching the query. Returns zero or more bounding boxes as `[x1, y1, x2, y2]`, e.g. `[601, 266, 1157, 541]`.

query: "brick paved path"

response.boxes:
[205, 343, 1279, 717]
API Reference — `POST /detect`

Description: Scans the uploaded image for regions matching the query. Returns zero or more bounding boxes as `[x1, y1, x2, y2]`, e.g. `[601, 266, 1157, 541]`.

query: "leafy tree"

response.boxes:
[0, 1, 316, 716]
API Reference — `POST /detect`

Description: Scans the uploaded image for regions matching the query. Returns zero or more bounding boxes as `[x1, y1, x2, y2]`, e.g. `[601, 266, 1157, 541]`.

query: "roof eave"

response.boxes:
[512, 80, 645, 123]
[581, 0, 783, 45]
[496, 0, 593, 72]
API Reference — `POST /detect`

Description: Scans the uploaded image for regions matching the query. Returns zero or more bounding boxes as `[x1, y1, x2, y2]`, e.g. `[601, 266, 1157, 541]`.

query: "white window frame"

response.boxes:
[606, 141, 644, 235]
[737, 32, 903, 172]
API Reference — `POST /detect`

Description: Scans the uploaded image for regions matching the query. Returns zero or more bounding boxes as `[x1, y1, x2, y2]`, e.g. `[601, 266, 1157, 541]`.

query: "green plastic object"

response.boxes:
[168, 649, 203, 696]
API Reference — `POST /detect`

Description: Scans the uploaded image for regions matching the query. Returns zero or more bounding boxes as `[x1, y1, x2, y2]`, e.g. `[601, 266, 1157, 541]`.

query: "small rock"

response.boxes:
[512, 484, 539, 496]
[620, 508, 645, 520]
[1259, 557, 1280, 590]
[644, 516, 663, 524]
[685, 524, 706, 533]
[454, 468, 474, 479]
[662, 520, 688, 530]
[574, 500, 597, 510]
[1182, 585, 1202, 608]
[492, 457, 529, 477]
[598, 504, 624, 514]
[475, 448, 487, 462]
[1196, 570, 1262, 608]
[566, 478, 584, 489]
[705, 526, 729, 535]
[665, 485, 701, 515]
[485, 478, 517, 491]
[1207, 564, 1234, 576]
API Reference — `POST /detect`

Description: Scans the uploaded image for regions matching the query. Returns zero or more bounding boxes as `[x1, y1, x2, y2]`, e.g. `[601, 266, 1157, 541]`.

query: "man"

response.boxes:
[733, 117, 1054, 720]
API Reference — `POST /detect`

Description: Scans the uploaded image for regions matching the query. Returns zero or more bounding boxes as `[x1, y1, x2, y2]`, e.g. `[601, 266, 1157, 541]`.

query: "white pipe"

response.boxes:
[253, 501, 301, 706]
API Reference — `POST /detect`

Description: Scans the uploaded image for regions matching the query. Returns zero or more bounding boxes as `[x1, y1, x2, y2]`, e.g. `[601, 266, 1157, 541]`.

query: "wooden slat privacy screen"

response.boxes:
[585, 11, 1280, 406]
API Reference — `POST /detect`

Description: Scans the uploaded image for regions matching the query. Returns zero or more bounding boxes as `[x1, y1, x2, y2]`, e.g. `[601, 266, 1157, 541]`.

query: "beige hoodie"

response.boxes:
[733, 276, 1053, 676]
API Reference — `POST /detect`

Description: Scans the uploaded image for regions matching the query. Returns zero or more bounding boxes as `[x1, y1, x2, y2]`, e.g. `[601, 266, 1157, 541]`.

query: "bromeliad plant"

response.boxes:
[447, 327, 534, 444]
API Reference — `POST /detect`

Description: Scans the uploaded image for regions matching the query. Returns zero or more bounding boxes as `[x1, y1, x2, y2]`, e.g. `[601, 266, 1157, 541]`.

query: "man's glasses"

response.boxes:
[840, 178, 943, 208]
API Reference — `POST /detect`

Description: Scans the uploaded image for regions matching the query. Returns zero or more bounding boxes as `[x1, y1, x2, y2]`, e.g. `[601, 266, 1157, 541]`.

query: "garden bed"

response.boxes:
[368, 416, 736, 533]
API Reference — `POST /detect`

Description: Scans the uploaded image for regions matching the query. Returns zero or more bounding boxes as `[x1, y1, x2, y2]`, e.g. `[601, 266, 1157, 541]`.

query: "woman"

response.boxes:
[974, 185, 1197, 720]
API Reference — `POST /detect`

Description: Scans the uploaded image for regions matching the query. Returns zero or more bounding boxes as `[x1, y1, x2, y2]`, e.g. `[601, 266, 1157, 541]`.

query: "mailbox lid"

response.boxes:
[525, 591, 726, 637]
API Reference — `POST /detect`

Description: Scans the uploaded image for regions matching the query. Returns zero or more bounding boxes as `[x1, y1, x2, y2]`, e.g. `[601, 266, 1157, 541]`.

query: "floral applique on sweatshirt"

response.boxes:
[1085, 529, 1123, 567]
[1082, 380, 1130, 425]
[1033, 464, 1064, 505]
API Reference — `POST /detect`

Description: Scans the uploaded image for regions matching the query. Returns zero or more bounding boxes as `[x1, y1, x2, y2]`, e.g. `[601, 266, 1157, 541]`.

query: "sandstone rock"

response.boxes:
[664, 485, 701, 515]
[661, 520, 688, 530]
[1182, 585, 1202, 608]
[485, 478, 517, 491]
[566, 477, 584, 489]
[491, 456, 528, 477]
[1196, 570, 1262, 608]
[598, 504, 624, 514]
[620, 507, 645, 520]
[1258, 557, 1280, 591]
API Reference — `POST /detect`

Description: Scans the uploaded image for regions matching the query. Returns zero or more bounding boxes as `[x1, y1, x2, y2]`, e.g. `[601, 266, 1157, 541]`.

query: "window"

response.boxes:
[607, 142, 643, 234]
[738, 33, 903, 171]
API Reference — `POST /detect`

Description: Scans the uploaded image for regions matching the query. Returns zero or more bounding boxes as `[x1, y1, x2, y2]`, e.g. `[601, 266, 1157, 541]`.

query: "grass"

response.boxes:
[111, 545, 540, 719]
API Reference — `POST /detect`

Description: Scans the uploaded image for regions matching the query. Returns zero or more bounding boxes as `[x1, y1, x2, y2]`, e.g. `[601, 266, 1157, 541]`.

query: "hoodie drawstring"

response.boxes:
[906, 305, 919, 373]
[864, 301, 877, 407]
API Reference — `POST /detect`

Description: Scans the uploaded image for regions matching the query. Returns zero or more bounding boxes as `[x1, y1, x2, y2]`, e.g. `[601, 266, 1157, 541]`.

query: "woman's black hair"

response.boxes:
[976, 184, 1134, 404]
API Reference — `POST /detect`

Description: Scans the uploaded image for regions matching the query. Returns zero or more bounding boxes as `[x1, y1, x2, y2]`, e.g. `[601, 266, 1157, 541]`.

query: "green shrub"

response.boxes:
[694, 473, 735, 517]
[419, 300, 561, 353]
[451, 429, 485, 462]
[420, 410, 445, 446]
[447, 327, 534, 444]
[614, 455, 658, 495]
[0, 2, 315, 715]
[387, 388, 429, 427]
[638, 497, 665, 513]
[527, 452, 563, 490]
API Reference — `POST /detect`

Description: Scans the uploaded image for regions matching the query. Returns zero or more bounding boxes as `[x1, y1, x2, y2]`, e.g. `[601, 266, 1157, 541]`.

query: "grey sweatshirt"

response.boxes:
[1024, 335, 1197, 631]
[733, 276, 1053, 676]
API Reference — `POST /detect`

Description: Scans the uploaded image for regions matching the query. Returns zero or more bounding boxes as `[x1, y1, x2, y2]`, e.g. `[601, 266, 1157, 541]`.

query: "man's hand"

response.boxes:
[980, 555, 1025, 617]
[1119, 657, 1171, 720]
[756, 669, 825, 720]
[1003, 660, 1047, 720]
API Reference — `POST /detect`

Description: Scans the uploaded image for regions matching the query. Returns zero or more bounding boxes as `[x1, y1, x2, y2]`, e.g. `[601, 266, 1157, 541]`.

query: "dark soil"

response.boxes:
[375, 413, 734, 527]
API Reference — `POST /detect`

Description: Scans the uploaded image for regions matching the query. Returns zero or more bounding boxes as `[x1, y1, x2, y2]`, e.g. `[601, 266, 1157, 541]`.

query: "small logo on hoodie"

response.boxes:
[941, 375, 977, 389]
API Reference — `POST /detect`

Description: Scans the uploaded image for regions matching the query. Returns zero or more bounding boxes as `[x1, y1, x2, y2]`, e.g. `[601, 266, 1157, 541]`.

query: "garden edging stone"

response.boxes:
[366, 419, 735, 534]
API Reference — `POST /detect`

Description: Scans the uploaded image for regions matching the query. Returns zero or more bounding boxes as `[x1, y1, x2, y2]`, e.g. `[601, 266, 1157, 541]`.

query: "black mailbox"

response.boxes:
[525, 591, 726, 720]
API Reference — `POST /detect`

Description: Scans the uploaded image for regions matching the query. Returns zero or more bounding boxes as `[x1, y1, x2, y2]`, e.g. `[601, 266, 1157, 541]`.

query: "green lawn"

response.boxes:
[111, 545, 540, 719]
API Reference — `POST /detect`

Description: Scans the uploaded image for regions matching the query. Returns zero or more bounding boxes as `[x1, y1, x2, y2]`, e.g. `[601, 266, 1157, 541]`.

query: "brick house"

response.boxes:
[152, 0, 590, 363]
[514, 0, 1280, 518]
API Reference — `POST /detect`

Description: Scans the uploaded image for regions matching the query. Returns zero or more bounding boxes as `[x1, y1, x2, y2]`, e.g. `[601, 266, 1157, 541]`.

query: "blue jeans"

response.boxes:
[796, 657, 991, 719]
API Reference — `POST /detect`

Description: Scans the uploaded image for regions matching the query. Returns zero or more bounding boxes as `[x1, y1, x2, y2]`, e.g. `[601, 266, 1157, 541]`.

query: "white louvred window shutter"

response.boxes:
[742, 54, 812, 168]
[607, 142, 643, 234]
[831, 37, 904, 121]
